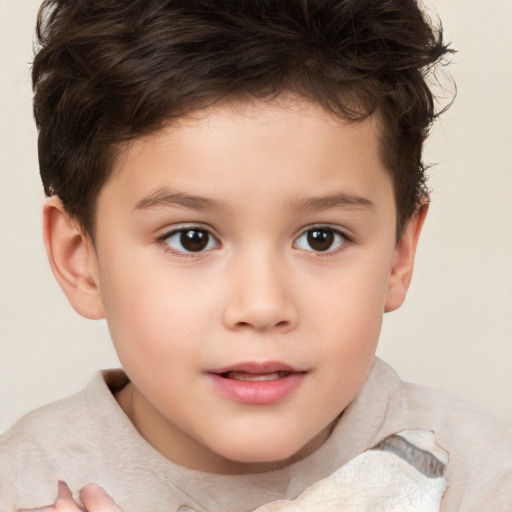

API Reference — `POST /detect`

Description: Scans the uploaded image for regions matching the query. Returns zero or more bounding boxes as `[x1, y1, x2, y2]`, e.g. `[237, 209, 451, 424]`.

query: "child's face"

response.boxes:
[81, 97, 419, 473]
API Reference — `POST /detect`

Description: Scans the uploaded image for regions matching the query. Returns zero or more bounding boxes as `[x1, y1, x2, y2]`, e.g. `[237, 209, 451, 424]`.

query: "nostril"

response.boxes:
[235, 320, 290, 330]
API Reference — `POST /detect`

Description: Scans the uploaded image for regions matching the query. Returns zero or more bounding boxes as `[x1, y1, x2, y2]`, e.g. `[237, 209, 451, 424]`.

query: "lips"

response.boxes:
[207, 362, 306, 405]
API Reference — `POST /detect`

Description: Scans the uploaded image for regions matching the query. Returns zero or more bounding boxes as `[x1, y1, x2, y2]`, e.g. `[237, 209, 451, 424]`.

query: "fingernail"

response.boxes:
[81, 483, 105, 492]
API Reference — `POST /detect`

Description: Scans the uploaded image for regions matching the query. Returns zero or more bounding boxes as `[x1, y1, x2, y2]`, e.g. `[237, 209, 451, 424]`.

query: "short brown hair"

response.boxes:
[33, 0, 452, 238]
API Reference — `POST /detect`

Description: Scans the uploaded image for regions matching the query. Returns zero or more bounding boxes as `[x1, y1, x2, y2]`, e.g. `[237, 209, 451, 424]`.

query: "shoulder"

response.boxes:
[0, 386, 87, 508]
[0, 385, 88, 465]
[0, 370, 120, 453]
[375, 360, 512, 511]
[0, 370, 128, 510]
[398, 376, 512, 460]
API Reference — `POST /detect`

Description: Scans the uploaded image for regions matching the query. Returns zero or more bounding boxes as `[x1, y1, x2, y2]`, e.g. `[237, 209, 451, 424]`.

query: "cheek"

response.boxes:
[307, 257, 390, 334]
[306, 257, 391, 379]
[99, 257, 223, 370]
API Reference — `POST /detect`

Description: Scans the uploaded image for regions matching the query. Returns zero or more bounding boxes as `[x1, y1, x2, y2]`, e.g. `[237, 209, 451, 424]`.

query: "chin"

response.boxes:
[213, 435, 311, 469]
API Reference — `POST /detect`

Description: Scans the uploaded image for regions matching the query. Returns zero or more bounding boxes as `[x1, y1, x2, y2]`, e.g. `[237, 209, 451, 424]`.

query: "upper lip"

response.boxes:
[208, 361, 305, 375]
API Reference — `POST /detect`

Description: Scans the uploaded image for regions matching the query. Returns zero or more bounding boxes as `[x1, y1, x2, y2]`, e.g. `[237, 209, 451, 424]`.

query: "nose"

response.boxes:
[222, 252, 298, 333]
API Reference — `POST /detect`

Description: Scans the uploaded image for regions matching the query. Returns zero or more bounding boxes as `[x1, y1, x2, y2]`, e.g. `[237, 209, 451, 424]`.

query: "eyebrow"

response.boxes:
[290, 192, 375, 213]
[134, 188, 227, 212]
[134, 187, 374, 214]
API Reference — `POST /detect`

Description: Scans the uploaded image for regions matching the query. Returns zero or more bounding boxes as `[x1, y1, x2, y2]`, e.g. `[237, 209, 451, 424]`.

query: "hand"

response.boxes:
[19, 481, 122, 512]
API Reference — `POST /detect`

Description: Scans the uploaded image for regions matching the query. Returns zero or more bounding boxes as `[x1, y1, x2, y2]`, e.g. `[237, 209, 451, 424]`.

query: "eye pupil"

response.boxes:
[307, 229, 334, 251]
[180, 229, 209, 252]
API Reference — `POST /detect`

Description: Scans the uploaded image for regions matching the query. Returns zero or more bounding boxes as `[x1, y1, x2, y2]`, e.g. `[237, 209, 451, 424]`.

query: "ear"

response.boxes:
[384, 201, 429, 312]
[43, 197, 105, 320]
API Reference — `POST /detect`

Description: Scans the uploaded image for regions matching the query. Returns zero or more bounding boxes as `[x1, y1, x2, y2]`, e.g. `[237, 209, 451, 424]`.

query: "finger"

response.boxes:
[16, 506, 57, 512]
[57, 481, 73, 500]
[17, 481, 83, 512]
[54, 481, 84, 512]
[79, 484, 122, 512]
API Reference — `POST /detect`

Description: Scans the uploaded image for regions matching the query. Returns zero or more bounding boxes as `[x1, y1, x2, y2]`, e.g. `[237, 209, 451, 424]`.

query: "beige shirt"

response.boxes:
[1, 358, 511, 512]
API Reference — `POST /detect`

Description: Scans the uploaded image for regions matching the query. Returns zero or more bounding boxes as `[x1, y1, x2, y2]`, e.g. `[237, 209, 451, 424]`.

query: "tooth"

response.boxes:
[225, 371, 289, 381]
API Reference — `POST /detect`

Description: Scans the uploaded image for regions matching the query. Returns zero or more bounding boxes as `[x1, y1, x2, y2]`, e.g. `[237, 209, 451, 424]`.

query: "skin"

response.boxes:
[41, 96, 427, 508]
[20, 482, 121, 512]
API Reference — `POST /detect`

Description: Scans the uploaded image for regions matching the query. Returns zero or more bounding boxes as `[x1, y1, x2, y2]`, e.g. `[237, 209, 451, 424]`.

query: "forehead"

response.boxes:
[102, 96, 392, 216]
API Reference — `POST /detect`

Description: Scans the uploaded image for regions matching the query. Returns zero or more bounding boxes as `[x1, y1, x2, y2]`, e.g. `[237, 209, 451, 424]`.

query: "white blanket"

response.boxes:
[253, 430, 447, 512]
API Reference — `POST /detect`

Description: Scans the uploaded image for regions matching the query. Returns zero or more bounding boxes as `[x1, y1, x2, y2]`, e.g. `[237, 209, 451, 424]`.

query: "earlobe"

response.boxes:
[384, 201, 429, 313]
[43, 197, 105, 320]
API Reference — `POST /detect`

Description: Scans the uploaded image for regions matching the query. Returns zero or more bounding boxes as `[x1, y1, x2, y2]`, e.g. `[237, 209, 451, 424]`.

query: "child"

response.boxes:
[1, 0, 511, 511]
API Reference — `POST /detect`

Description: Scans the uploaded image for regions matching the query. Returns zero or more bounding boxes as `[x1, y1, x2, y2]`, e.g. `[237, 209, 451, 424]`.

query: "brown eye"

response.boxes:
[164, 228, 218, 253]
[307, 229, 334, 251]
[295, 227, 346, 253]
[181, 229, 209, 252]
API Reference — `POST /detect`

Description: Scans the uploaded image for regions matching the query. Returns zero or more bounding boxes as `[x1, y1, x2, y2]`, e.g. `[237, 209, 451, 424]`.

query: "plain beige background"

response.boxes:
[1, 0, 511, 434]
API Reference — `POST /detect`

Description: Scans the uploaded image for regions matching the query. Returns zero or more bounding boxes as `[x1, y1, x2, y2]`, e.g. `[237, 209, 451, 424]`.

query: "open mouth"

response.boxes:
[208, 362, 306, 404]
[221, 371, 292, 381]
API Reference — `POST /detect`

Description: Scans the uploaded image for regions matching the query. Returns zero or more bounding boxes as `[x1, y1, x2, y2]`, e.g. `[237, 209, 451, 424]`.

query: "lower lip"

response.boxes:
[208, 372, 306, 405]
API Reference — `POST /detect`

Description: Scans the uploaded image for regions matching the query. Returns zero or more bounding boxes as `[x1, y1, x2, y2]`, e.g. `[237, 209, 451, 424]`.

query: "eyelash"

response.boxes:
[157, 226, 221, 259]
[157, 225, 350, 258]
[293, 225, 350, 257]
